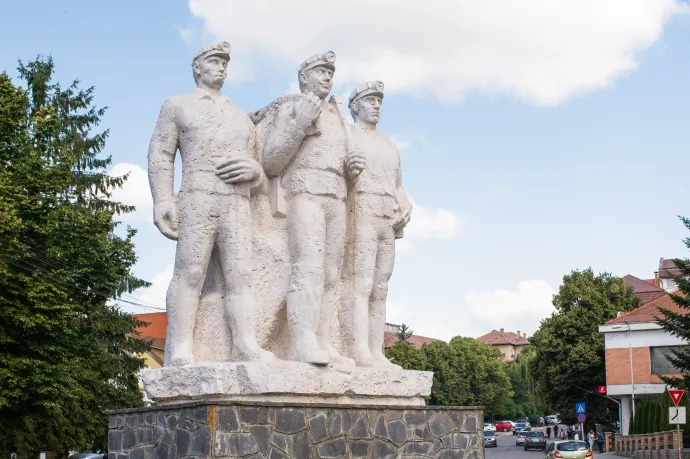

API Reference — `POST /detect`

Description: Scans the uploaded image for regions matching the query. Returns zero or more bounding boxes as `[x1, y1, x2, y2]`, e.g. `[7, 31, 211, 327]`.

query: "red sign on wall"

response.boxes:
[597, 386, 607, 395]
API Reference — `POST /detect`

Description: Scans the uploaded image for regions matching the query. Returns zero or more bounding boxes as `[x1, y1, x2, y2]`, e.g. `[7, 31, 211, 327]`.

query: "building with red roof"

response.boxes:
[599, 289, 689, 435]
[475, 328, 529, 361]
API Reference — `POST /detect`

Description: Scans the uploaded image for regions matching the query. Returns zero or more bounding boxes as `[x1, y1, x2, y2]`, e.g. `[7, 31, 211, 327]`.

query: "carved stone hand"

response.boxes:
[216, 157, 262, 183]
[346, 151, 366, 179]
[153, 199, 179, 241]
[293, 92, 322, 131]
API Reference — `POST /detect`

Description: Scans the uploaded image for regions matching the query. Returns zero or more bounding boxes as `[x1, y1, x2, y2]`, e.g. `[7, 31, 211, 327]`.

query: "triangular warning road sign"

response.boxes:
[669, 389, 685, 406]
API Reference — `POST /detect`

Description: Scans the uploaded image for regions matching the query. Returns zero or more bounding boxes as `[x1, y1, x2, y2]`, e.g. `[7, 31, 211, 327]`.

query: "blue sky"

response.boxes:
[2, 0, 690, 340]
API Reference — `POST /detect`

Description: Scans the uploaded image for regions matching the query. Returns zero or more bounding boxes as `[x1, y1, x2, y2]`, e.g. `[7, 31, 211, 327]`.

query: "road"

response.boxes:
[485, 428, 551, 459]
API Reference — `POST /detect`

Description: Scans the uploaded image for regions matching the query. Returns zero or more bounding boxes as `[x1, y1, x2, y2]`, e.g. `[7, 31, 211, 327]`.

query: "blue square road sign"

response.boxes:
[576, 402, 586, 414]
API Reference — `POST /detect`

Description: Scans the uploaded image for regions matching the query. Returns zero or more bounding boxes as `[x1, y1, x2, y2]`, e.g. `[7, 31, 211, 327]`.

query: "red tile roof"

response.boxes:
[133, 312, 167, 349]
[476, 330, 529, 346]
[384, 332, 439, 349]
[623, 275, 666, 305]
[659, 258, 681, 279]
[605, 292, 689, 324]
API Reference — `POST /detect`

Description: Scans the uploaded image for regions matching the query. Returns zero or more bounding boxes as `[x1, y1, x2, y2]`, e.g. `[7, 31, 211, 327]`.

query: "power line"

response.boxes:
[0, 253, 165, 312]
[0, 236, 166, 311]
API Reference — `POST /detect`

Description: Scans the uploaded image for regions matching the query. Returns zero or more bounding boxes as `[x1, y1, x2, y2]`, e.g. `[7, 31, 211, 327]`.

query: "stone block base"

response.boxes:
[108, 401, 483, 459]
[141, 362, 432, 406]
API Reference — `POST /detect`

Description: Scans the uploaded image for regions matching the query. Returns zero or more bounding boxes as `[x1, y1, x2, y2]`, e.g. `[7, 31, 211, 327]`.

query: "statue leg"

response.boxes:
[165, 195, 217, 367]
[347, 217, 379, 367]
[317, 198, 355, 366]
[369, 222, 398, 368]
[217, 194, 275, 362]
[286, 194, 329, 365]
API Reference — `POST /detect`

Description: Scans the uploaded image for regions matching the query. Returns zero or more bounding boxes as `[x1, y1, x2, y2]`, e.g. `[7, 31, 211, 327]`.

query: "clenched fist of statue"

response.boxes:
[154, 199, 179, 241]
[346, 151, 366, 179]
[393, 201, 413, 231]
[216, 157, 262, 183]
[293, 92, 322, 131]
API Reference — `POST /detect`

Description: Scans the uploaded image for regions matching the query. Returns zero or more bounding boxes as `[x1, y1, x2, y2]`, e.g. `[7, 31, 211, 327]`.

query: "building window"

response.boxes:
[650, 346, 689, 374]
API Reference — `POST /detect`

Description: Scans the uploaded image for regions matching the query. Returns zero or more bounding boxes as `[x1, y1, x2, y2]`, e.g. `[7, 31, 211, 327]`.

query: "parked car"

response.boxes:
[484, 423, 496, 432]
[68, 453, 104, 459]
[524, 431, 547, 451]
[529, 416, 545, 426]
[545, 441, 592, 459]
[506, 420, 516, 429]
[484, 430, 498, 448]
[516, 417, 529, 423]
[495, 420, 512, 432]
[516, 431, 528, 446]
[513, 422, 531, 434]
[545, 415, 560, 425]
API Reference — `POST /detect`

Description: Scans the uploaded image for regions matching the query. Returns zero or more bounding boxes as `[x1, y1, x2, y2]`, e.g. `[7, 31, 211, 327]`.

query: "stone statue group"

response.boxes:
[147, 42, 412, 370]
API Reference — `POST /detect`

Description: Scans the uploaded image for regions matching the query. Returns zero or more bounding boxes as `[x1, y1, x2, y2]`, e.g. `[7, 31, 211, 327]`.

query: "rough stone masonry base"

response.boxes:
[108, 401, 483, 459]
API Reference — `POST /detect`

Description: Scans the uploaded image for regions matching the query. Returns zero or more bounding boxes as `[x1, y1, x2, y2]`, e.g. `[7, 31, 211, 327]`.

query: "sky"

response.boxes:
[2, 0, 690, 342]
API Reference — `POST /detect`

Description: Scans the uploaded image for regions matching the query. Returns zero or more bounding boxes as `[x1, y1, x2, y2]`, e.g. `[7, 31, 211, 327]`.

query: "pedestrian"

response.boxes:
[547, 426, 552, 439]
[597, 432, 606, 453]
[573, 430, 579, 440]
[588, 431, 595, 451]
[554, 424, 559, 438]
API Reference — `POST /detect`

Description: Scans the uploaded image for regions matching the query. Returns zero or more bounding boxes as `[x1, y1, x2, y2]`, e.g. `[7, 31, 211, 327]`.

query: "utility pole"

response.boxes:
[625, 320, 635, 419]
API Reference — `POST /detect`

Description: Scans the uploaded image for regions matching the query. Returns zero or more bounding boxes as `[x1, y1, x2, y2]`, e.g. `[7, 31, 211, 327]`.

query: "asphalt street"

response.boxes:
[484, 429, 618, 459]
[485, 429, 550, 459]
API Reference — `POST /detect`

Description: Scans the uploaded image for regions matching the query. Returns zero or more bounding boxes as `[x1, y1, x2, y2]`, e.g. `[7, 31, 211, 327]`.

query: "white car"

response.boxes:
[484, 423, 496, 432]
[516, 431, 528, 446]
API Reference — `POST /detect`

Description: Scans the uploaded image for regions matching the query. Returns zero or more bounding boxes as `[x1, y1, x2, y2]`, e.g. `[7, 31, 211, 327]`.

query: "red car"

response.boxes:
[495, 420, 512, 432]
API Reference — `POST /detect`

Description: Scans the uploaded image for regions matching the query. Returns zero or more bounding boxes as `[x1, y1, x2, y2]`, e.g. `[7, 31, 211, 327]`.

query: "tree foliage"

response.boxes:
[529, 268, 639, 427]
[501, 350, 551, 419]
[385, 337, 512, 414]
[0, 57, 150, 456]
[396, 323, 414, 342]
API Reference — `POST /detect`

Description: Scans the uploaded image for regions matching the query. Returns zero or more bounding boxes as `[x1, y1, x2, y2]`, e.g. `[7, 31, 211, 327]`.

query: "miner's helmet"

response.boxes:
[193, 41, 231, 63]
[349, 80, 385, 108]
[299, 51, 336, 73]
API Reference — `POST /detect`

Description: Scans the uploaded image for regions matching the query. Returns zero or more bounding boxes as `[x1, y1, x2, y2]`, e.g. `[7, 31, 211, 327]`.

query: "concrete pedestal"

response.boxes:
[108, 401, 483, 459]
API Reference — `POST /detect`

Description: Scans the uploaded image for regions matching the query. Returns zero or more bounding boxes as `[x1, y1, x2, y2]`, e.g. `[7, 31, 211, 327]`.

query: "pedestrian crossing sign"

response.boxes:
[576, 402, 586, 414]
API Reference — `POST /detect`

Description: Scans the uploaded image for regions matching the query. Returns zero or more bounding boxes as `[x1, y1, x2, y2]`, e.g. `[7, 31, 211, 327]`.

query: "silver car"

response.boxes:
[484, 430, 497, 448]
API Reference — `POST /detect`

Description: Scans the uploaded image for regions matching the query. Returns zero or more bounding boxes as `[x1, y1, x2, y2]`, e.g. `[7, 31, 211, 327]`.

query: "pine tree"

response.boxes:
[656, 217, 690, 386]
[652, 402, 661, 433]
[0, 57, 150, 456]
[396, 323, 414, 342]
[661, 388, 673, 432]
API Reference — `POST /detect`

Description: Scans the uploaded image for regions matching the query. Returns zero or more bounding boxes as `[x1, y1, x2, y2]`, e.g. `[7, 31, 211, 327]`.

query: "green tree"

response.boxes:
[529, 268, 640, 427]
[384, 336, 513, 414]
[502, 349, 550, 418]
[0, 57, 150, 457]
[656, 218, 690, 387]
[385, 341, 427, 370]
[396, 323, 414, 342]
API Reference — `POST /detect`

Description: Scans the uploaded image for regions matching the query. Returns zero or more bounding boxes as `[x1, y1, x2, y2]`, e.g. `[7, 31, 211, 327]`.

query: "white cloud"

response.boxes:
[395, 199, 463, 253]
[465, 280, 557, 337]
[386, 301, 451, 342]
[187, 0, 687, 105]
[390, 135, 411, 151]
[108, 162, 152, 222]
[404, 200, 462, 241]
[135, 264, 173, 310]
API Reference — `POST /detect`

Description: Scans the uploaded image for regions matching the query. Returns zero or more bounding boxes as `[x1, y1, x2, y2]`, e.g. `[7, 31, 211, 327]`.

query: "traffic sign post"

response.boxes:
[669, 406, 686, 459]
[575, 403, 587, 443]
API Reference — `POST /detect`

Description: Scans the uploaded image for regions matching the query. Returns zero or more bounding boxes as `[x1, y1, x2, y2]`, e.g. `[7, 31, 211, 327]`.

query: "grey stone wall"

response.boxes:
[108, 402, 483, 459]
